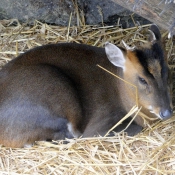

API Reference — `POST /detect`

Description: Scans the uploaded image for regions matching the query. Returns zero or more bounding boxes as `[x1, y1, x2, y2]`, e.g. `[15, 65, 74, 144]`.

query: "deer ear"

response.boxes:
[105, 42, 125, 69]
[149, 24, 161, 42]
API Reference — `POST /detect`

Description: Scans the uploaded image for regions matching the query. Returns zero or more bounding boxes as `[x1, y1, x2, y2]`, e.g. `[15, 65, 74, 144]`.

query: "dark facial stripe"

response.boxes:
[134, 49, 154, 78]
[134, 42, 166, 79]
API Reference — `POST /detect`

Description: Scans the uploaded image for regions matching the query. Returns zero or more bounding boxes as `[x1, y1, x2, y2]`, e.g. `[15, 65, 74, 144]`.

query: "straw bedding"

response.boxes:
[0, 17, 175, 174]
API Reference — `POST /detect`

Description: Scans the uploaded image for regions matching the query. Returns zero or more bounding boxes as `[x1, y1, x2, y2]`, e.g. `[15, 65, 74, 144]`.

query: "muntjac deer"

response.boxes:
[0, 24, 172, 147]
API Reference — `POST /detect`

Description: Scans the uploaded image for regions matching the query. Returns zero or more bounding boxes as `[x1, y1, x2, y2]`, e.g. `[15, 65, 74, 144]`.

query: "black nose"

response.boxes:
[160, 109, 173, 120]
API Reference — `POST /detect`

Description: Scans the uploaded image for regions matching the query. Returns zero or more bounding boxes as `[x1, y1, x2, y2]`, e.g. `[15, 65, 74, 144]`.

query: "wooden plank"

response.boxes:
[111, 0, 175, 36]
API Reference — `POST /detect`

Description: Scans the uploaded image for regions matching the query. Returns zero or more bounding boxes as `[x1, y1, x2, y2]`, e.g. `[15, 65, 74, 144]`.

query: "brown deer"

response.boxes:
[0, 24, 172, 147]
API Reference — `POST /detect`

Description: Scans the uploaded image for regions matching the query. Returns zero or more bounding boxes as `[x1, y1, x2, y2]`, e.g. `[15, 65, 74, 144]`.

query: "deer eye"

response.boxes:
[139, 77, 147, 85]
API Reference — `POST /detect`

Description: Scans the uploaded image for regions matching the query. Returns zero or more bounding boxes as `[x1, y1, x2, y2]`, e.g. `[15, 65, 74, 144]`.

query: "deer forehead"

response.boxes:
[125, 44, 165, 82]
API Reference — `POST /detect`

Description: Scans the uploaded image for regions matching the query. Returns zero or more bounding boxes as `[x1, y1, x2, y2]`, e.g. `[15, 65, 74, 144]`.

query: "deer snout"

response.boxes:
[160, 108, 173, 120]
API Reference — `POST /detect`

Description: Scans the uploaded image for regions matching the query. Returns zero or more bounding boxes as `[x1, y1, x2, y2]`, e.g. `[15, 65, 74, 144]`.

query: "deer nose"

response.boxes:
[160, 108, 173, 120]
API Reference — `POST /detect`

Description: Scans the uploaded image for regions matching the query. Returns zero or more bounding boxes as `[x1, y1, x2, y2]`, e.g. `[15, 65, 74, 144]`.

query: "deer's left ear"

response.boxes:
[105, 42, 126, 70]
[149, 24, 161, 42]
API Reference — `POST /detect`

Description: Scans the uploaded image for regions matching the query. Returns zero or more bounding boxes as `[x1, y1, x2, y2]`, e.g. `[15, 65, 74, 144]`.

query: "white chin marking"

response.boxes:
[67, 123, 81, 138]
[24, 144, 33, 148]
[150, 110, 163, 120]
[148, 105, 153, 110]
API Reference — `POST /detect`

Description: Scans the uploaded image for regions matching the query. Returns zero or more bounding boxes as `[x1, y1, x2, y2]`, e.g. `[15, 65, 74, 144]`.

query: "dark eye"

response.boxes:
[139, 77, 147, 85]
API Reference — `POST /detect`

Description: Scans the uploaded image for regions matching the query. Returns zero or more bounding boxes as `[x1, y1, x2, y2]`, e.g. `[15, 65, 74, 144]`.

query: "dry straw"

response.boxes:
[97, 64, 139, 107]
[0, 11, 175, 175]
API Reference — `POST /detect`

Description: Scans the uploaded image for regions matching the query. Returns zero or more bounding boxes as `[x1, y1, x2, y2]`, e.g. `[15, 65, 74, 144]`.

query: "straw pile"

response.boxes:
[0, 16, 175, 175]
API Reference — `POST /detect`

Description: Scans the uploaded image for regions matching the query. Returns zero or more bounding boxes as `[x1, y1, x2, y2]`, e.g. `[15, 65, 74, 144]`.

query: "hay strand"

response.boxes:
[97, 64, 139, 107]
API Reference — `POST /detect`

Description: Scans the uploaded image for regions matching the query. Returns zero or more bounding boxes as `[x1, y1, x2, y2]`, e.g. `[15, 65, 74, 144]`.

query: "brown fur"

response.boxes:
[0, 25, 172, 147]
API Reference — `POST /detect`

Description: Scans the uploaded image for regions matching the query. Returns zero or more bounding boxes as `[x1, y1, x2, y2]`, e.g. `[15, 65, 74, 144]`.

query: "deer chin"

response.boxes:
[149, 110, 162, 120]
[149, 105, 173, 120]
[147, 105, 162, 120]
